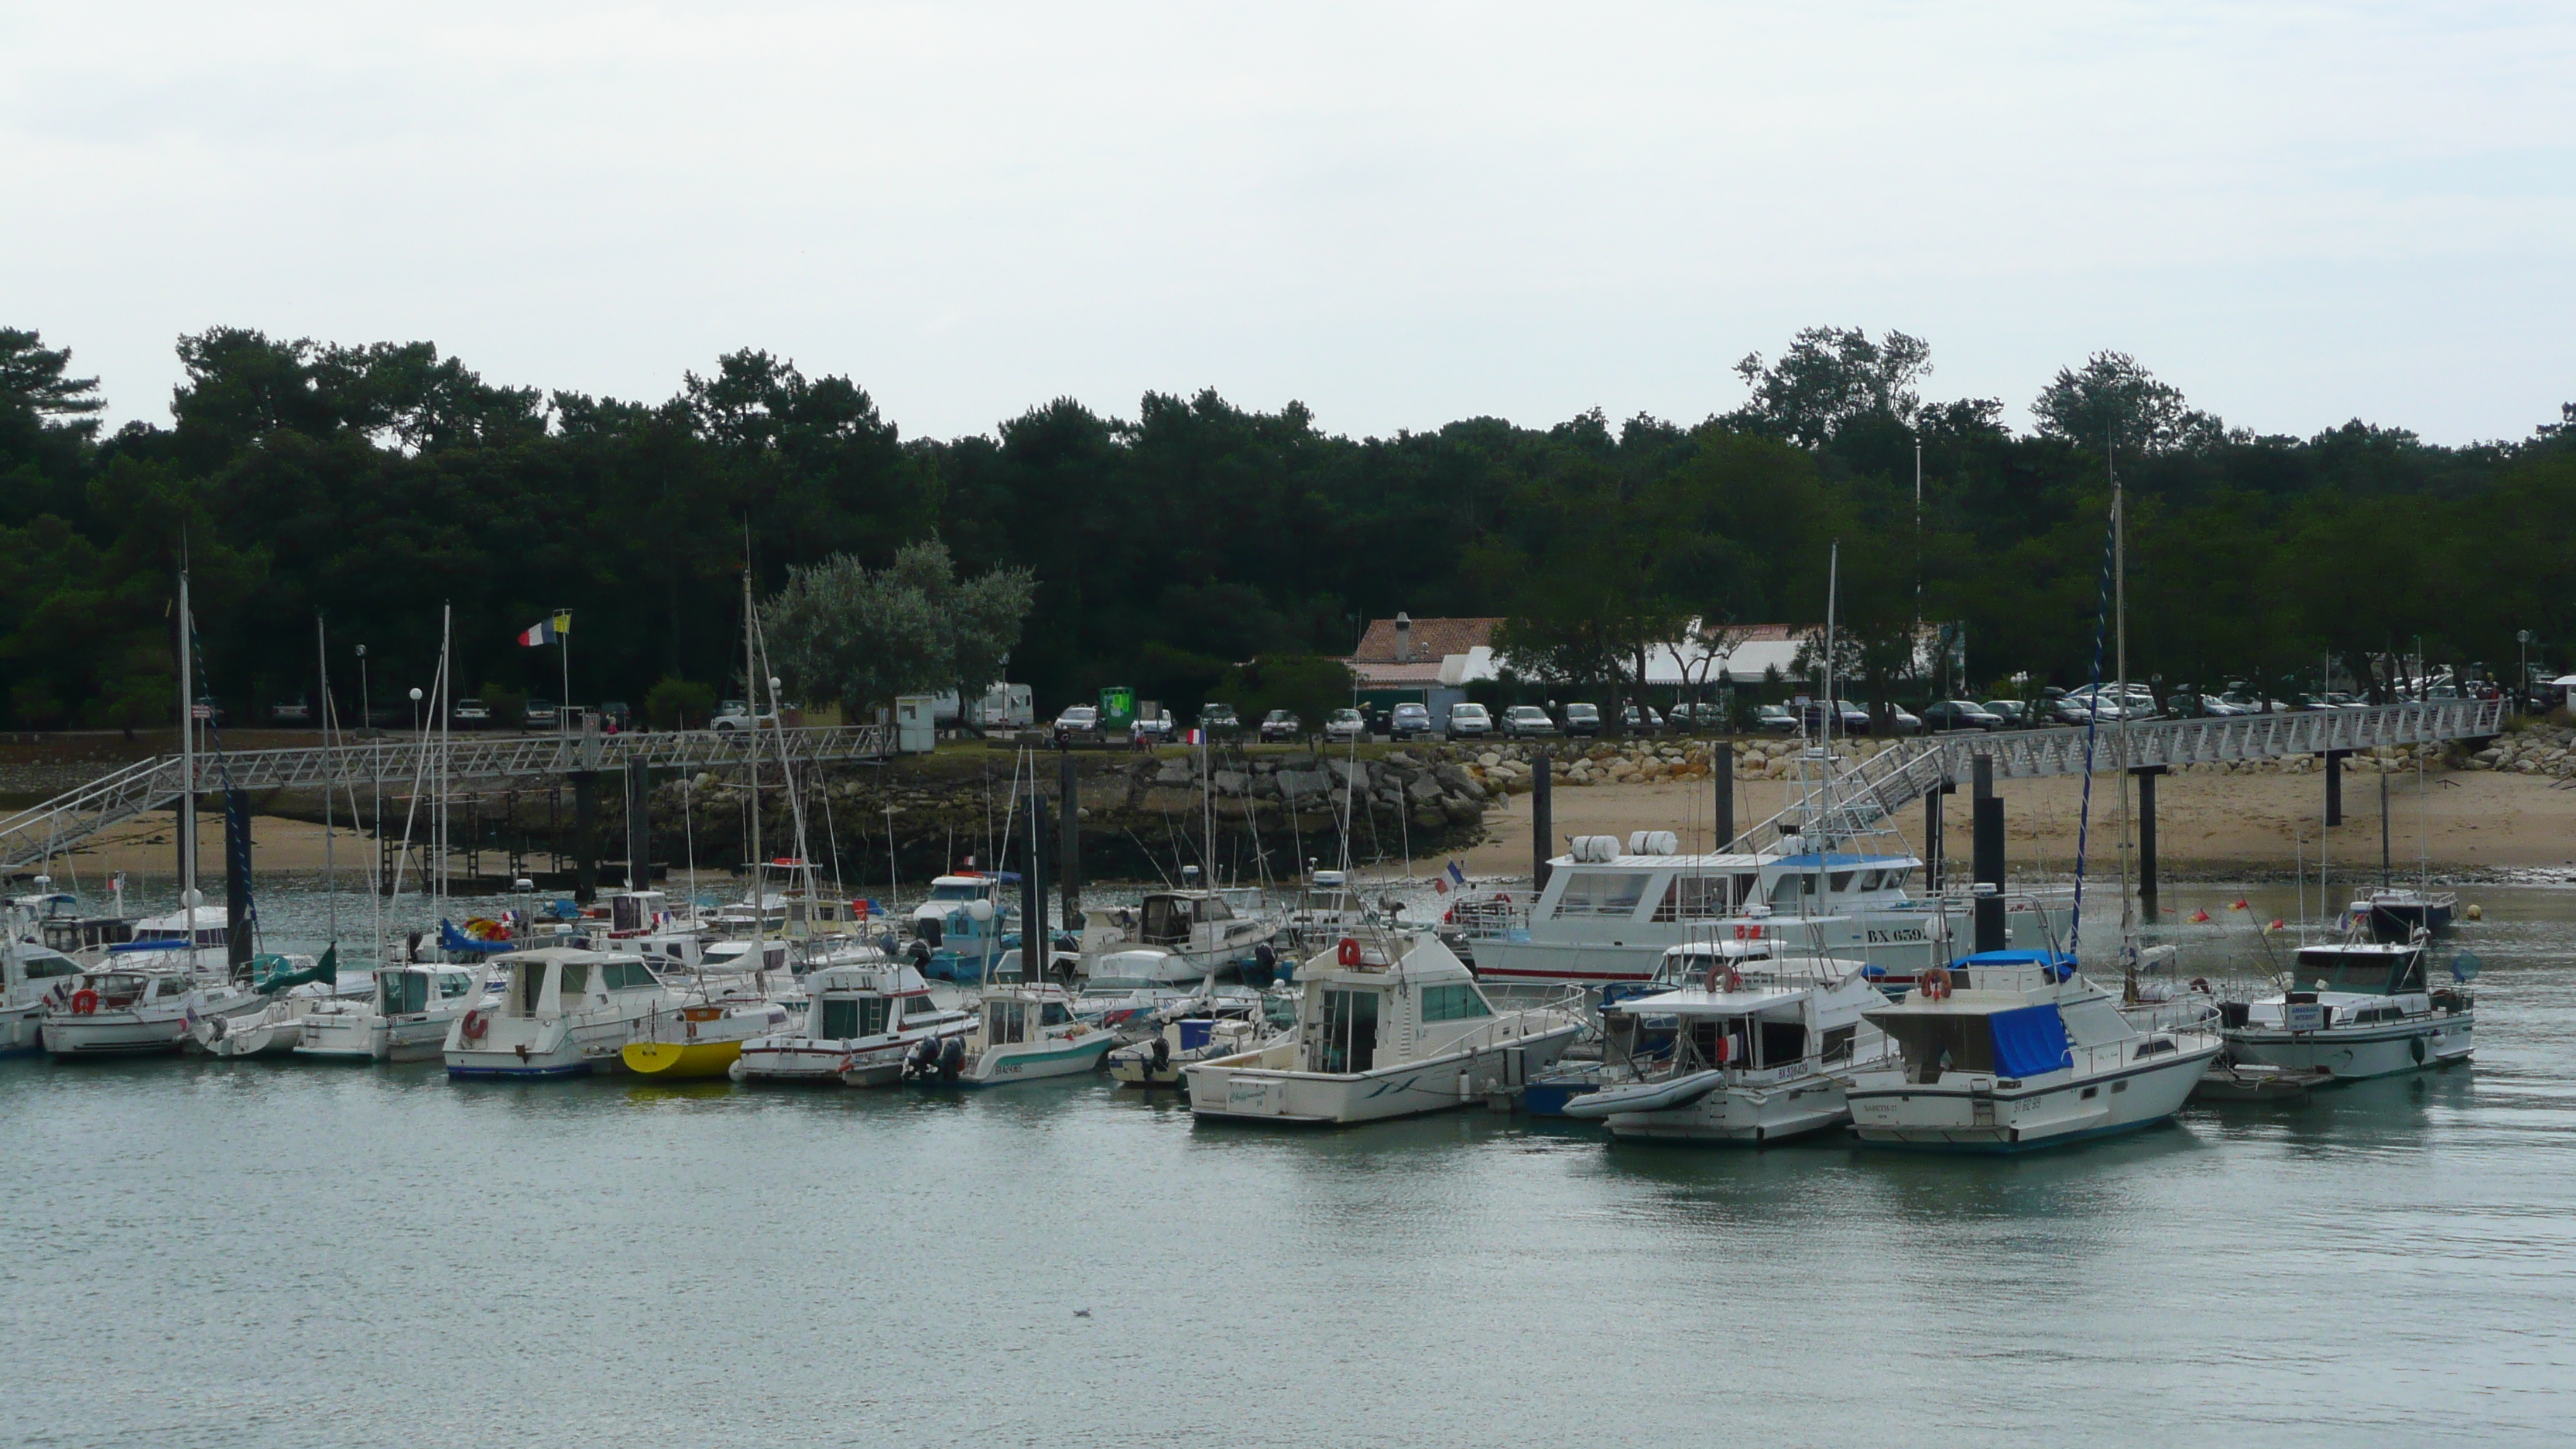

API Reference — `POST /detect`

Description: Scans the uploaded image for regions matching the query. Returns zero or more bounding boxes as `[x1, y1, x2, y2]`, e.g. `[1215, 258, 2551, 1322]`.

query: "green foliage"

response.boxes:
[1217, 655, 1355, 738]
[642, 677, 713, 729]
[766, 539, 1036, 713]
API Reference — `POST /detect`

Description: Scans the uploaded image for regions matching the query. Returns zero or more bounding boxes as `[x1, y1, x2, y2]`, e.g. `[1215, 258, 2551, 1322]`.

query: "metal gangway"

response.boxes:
[0, 724, 896, 871]
[1731, 698, 2505, 855]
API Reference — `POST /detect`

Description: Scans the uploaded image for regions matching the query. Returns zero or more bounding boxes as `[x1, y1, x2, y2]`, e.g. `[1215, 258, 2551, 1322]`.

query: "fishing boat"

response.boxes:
[731, 957, 972, 1085]
[441, 947, 682, 1078]
[1, 933, 86, 1056]
[296, 961, 486, 1061]
[1077, 887, 1280, 986]
[1844, 950, 2222, 1152]
[941, 982, 1116, 1085]
[38, 961, 266, 1058]
[1560, 943, 1890, 1142]
[2216, 937, 2474, 1081]
[1185, 929, 1586, 1125]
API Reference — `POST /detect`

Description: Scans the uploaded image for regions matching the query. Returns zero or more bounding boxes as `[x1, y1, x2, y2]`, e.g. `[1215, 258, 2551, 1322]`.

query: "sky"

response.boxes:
[5, 2, 2572, 446]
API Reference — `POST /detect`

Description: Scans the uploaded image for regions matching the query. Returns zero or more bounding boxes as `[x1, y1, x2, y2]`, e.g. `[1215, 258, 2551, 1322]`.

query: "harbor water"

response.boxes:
[5, 882, 2573, 1446]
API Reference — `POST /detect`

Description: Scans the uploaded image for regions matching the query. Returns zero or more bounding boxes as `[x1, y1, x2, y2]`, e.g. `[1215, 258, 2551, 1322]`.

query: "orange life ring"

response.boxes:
[1919, 965, 1953, 1002]
[461, 1009, 489, 1041]
[1337, 937, 1362, 967]
[70, 988, 98, 1015]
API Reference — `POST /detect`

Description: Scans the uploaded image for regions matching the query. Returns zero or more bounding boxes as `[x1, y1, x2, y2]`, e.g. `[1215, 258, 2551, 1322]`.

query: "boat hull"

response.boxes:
[2221, 1012, 2472, 1081]
[1848, 1044, 2220, 1153]
[1188, 1022, 1582, 1125]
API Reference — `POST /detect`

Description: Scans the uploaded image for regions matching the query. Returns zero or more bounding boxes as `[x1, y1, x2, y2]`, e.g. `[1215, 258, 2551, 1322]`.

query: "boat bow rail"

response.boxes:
[0, 724, 895, 869]
[1730, 700, 2502, 854]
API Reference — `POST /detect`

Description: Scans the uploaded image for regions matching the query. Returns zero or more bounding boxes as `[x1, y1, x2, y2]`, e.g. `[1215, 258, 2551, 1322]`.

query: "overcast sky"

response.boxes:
[6, 2, 2571, 445]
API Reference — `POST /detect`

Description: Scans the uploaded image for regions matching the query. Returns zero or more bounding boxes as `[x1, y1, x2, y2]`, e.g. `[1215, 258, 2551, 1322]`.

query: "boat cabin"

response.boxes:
[495, 949, 660, 1018]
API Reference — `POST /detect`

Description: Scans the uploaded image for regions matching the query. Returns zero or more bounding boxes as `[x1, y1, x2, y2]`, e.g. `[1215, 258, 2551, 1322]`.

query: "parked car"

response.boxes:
[1052, 705, 1101, 743]
[1198, 702, 1242, 736]
[1980, 700, 2032, 728]
[1919, 700, 2002, 732]
[523, 697, 560, 729]
[1562, 702, 1604, 737]
[1622, 704, 1665, 735]
[1501, 705, 1554, 738]
[1324, 707, 1368, 743]
[1389, 702, 1434, 739]
[269, 697, 311, 725]
[1259, 709, 1302, 742]
[1754, 703, 1800, 735]
[1446, 702, 1492, 738]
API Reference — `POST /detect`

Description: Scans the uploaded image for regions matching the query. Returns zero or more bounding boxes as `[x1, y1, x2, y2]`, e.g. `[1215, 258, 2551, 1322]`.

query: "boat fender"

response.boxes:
[1919, 966, 1953, 1002]
[1338, 937, 1362, 967]
[70, 988, 98, 1015]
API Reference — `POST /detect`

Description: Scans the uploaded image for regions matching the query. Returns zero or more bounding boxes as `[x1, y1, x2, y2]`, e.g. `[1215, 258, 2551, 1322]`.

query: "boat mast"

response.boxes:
[177, 564, 197, 916]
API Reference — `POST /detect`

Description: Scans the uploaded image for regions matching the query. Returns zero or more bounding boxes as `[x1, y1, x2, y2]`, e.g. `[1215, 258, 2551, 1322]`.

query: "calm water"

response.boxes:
[5, 884, 2574, 1447]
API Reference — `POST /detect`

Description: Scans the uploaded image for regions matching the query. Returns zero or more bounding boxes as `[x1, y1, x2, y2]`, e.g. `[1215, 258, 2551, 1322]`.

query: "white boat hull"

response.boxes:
[2222, 1012, 2472, 1081]
[1188, 1021, 1583, 1125]
[1848, 1043, 2220, 1152]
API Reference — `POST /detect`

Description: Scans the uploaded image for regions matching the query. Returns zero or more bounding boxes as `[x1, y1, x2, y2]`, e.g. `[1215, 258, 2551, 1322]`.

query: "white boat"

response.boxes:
[441, 948, 682, 1078]
[731, 957, 973, 1085]
[944, 982, 1116, 1085]
[297, 961, 485, 1062]
[1186, 930, 1587, 1125]
[39, 964, 265, 1058]
[1845, 950, 2221, 1151]
[1079, 889, 1279, 985]
[1461, 834, 2061, 991]
[1562, 943, 1892, 1143]
[1, 933, 86, 1056]
[2218, 938, 2473, 1081]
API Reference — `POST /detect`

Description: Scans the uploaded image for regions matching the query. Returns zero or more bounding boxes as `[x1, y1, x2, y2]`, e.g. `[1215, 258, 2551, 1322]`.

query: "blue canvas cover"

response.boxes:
[1987, 1003, 2073, 1078]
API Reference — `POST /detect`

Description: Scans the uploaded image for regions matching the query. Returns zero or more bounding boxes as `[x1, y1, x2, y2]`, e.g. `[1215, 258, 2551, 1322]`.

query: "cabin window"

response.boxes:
[1819, 1025, 1856, 1064]
[382, 973, 430, 1015]
[1759, 1019, 1807, 1066]
[1553, 872, 1653, 918]
[1420, 982, 1492, 1023]
[1317, 988, 1379, 1074]
[1651, 875, 1735, 923]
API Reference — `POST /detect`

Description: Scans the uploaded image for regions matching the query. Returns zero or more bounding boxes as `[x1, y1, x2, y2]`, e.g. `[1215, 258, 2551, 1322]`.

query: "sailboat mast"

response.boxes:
[742, 563, 763, 913]
[177, 566, 197, 913]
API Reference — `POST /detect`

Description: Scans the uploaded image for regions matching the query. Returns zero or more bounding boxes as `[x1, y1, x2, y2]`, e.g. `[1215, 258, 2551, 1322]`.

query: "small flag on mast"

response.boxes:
[517, 611, 571, 647]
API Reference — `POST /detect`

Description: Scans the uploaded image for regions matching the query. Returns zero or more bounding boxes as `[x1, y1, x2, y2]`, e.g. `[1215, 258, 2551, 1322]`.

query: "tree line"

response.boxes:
[2, 323, 2572, 735]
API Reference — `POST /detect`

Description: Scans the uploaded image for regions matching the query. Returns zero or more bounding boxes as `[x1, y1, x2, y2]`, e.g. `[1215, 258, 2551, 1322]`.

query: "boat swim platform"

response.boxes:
[1725, 698, 2506, 855]
[0, 724, 894, 870]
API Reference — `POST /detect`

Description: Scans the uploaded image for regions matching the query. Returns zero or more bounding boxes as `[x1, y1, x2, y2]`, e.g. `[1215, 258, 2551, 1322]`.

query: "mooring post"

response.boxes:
[571, 770, 599, 904]
[2324, 748, 2347, 827]
[624, 757, 651, 889]
[1971, 755, 2006, 954]
[1059, 752, 1081, 926]
[2135, 765, 2163, 920]
[1532, 747, 1554, 895]
[1712, 741, 1734, 851]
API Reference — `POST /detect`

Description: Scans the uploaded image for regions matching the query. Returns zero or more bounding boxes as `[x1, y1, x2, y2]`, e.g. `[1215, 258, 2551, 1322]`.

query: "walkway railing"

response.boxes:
[0, 724, 894, 870]
[1729, 699, 2504, 855]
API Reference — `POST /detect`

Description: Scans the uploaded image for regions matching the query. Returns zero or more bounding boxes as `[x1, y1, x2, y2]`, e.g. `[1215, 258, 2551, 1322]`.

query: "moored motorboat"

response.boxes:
[442, 948, 681, 1078]
[2217, 937, 2473, 1081]
[1845, 950, 2221, 1152]
[1186, 930, 1586, 1125]
[1562, 942, 1890, 1143]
